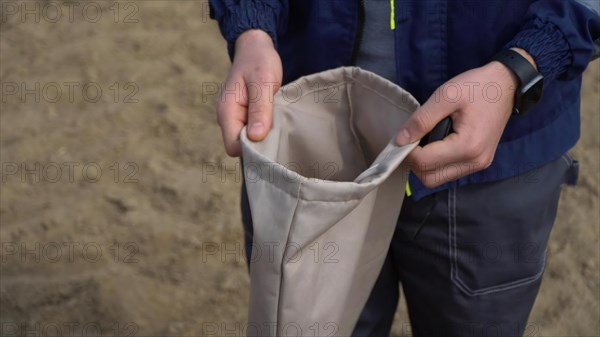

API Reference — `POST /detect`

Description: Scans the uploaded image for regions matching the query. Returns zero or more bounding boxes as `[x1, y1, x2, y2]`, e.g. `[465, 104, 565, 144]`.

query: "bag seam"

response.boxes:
[345, 81, 369, 171]
[275, 73, 418, 114]
[276, 180, 303, 333]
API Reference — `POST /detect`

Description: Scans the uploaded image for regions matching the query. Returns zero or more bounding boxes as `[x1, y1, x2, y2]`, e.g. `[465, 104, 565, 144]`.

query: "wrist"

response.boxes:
[486, 60, 519, 94]
[509, 47, 538, 71]
[487, 47, 538, 93]
[235, 29, 274, 51]
[489, 48, 544, 116]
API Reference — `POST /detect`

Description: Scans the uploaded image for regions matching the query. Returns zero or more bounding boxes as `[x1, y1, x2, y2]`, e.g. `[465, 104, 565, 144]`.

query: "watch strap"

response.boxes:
[492, 49, 538, 88]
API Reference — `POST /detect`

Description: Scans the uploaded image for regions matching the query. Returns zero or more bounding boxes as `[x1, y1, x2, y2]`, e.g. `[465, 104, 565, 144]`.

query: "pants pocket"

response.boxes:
[561, 153, 579, 186]
[448, 155, 570, 296]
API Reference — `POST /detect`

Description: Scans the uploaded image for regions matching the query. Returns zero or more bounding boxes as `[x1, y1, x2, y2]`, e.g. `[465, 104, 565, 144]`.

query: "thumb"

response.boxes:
[246, 85, 274, 141]
[396, 93, 454, 146]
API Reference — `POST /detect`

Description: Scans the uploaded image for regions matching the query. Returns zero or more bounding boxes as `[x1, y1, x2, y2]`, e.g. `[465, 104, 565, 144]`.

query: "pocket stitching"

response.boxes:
[448, 187, 546, 297]
[560, 153, 572, 169]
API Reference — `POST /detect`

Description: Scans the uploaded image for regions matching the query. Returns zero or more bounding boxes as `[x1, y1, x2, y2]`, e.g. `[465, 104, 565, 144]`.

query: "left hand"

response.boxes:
[396, 49, 535, 188]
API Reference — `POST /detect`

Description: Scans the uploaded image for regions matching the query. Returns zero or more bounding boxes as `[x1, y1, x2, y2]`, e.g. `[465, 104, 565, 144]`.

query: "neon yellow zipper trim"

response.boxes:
[405, 180, 412, 197]
[390, 0, 396, 30]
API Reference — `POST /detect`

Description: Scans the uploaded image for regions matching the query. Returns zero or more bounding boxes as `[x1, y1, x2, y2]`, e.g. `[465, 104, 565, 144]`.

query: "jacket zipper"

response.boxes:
[351, 0, 366, 65]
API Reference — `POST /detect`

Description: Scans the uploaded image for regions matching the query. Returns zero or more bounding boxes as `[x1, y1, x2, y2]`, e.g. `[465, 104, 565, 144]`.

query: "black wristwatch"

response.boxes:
[492, 49, 544, 116]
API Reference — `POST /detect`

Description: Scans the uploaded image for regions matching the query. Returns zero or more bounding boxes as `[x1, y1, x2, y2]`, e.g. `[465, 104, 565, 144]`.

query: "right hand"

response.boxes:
[217, 29, 283, 157]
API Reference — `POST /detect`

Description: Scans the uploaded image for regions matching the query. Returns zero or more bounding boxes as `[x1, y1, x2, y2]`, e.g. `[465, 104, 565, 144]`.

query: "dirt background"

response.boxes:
[0, 1, 598, 336]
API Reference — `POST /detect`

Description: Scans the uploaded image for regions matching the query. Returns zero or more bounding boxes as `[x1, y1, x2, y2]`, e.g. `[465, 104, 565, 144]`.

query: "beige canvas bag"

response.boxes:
[240, 67, 419, 337]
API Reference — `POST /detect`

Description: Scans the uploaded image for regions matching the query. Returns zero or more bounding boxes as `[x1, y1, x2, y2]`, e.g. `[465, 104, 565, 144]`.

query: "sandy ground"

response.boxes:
[0, 1, 598, 336]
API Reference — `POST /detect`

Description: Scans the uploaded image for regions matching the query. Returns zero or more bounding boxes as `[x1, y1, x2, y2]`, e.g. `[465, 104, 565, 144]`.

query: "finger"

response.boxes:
[406, 132, 467, 170]
[408, 136, 490, 188]
[247, 99, 272, 141]
[217, 91, 247, 157]
[246, 82, 276, 141]
[404, 132, 471, 188]
[396, 90, 457, 146]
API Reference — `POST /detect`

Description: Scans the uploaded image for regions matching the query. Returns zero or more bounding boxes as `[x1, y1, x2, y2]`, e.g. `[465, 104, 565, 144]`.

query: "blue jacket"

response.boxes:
[210, 0, 600, 200]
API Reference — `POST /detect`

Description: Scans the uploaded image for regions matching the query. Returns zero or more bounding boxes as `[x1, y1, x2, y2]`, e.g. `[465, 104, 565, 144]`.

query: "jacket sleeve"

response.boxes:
[505, 0, 600, 80]
[209, 0, 288, 60]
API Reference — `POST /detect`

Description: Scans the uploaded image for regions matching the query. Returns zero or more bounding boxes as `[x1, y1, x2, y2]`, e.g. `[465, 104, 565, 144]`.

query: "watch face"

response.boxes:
[517, 75, 544, 115]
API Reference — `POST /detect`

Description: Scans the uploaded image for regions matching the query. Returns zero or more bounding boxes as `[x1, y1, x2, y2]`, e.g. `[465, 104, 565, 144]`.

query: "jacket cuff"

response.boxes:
[215, 2, 280, 60]
[506, 17, 572, 80]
